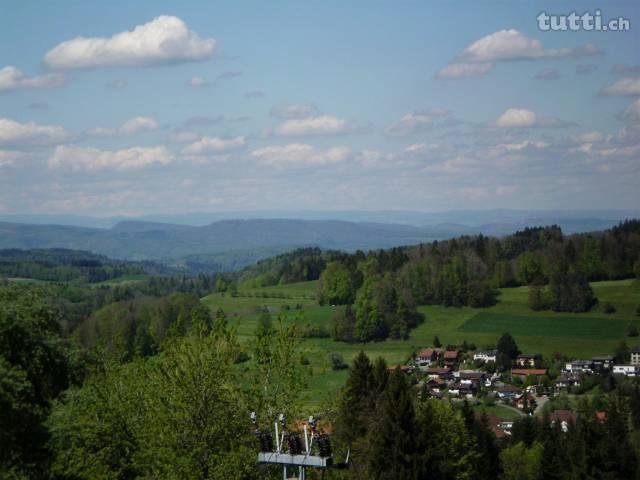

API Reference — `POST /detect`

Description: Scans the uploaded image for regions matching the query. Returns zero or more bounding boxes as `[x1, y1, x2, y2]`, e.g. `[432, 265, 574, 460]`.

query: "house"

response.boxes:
[613, 365, 640, 376]
[515, 392, 537, 410]
[516, 354, 541, 368]
[473, 350, 498, 363]
[425, 367, 453, 381]
[479, 413, 511, 438]
[563, 360, 593, 374]
[511, 368, 547, 381]
[592, 355, 615, 372]
[495, 384, 521, 400]
[448, 383, 475, 398]
[631, 346, 640, 366]
[549, 410, 577, 433]
[554, 373, 581, 391]
[425, 377, 447, 393]
[416, 348, 440, 367]
[443, 350, 459, 366]
[388, 365, 415, 375]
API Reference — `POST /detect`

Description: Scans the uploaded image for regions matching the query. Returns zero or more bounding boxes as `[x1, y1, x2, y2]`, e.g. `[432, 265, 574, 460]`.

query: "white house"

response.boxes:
[631, 347, 640, 366]
[473, 350, 498, 363]
[564, 360, 593, 374]
[613, 365, 639, 376]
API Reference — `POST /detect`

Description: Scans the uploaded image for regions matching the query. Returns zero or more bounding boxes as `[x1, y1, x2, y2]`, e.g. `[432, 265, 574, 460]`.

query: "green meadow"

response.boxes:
[202, 279, 640, 409]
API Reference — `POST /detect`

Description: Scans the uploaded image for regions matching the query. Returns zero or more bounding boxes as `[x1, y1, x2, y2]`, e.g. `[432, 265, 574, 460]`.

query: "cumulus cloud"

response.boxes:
[571, 131, 604, 143]
[274, 115, 352, 136]
[250, 143, 351, 166]
[495, 108, 571, 129]
[44, 16, 216, 69]
[270, 103, 319, 119]
[49, 144, 174, 171]
[182, 136, 246, 155]
[437, 29, 599, 79]
[496, 108, 537, 128]
[87, 116, 159, 137]
[0, 118, 68, 146]
[601, 78, 640, 96]
[0, 66, 64, 91]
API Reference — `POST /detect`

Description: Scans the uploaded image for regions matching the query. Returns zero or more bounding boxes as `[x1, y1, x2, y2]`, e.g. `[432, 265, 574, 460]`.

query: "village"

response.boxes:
[390, 338, 640, 438]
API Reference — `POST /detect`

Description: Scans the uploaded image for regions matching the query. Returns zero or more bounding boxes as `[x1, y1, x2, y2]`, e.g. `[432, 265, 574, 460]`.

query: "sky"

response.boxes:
[0, 0, 639, 216]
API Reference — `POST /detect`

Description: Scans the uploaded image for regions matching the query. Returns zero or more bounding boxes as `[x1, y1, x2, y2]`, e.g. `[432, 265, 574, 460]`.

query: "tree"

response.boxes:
[497, 333, 520, 360]
[366, 369, 417, 480]
[499, 442, 543, 480]
[318, 262, 355, 305]
[0, 286, 74, 479]
[433, 335, 442, 348]
[49, 328, 258, 479]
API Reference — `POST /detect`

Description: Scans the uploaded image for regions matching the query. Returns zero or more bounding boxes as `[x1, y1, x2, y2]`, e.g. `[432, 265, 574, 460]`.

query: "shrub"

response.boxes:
[330, 352, 348, 370]
[603, 303, 616, 314]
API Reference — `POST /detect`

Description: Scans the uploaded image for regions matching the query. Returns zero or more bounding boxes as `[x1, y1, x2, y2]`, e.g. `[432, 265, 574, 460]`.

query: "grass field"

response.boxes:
[201, 278, 640, 409]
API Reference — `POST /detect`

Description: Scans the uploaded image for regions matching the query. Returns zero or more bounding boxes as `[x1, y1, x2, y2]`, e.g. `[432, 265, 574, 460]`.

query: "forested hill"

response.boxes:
[0, 248, 167, 283]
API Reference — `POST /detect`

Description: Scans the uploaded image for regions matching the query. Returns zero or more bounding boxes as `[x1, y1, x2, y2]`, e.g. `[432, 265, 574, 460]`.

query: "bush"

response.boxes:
[627, 325, 639, 337]
[603, 303, 616, 314]
[302, 325, 330, 339]
[330, 352, 349, 371]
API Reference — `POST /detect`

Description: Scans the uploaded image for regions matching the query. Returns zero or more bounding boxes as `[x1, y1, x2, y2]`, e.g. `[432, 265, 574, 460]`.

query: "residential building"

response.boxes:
[613, 365, 640, 376]
[473, 350, 498, 363]
[631, 346, 640, 366]
[516, 354, 541, 368]
[563, 360, 593, 374]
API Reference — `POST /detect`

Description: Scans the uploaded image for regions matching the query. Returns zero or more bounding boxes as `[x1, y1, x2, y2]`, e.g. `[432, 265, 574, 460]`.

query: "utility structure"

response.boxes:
[253, 412, 348, 479]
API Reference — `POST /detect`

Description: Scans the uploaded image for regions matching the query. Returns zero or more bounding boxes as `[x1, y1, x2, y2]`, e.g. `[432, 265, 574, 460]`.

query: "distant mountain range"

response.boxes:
[0, 210, 636, 271]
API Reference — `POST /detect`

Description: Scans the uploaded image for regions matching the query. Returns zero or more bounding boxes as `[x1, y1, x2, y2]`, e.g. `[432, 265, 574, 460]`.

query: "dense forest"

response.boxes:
[0, 249, 153, 283]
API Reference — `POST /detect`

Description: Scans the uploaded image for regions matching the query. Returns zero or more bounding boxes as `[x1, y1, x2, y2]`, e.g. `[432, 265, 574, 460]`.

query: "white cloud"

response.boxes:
[187, 76, 209, 87]
[0, 118, 68, 146]
[250, 143, 351, 166]
[435, 62, 493, 79]
[87, 116, 159, 137]
[44, 16, 216, 70]
[619, 99, 640, 123]
[0, 66, 64, 91]
[182, 136, 246, 155]
[496, 108, 537, 128]
[437, 29, 599, 79]
[49, 144, 174, 171]
[274, 115, 351, 136]
[270, 103, 319, 119]
[601, 78, 640, 96]
[460, 29, 597, 63]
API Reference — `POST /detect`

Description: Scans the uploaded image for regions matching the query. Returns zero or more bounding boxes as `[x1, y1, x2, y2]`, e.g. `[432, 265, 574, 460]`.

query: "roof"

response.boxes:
[632, 346, 640, 354]
[592, 355, 614, 361]
[417, 348, 436, 358]
[475, 350, 497, 356]
[425, 367, 451, 374]
[549, 410, 577, 424]
[511, 368, 547, 376]
[444, 350, 459, 359]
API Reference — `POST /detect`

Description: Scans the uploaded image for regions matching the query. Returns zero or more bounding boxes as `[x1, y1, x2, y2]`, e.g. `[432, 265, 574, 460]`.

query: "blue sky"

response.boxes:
[0, 0, 639, 215]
